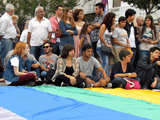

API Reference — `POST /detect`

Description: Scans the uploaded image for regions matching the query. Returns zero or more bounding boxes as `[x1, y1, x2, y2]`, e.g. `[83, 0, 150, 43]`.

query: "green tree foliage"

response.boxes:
[123, 0, 160, 15]
[0, 0, 78, 26]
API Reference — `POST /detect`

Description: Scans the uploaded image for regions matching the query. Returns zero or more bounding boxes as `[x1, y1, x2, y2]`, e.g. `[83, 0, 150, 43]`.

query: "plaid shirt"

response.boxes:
[91, 13, 105, 42]
[52, 57, 79, 81]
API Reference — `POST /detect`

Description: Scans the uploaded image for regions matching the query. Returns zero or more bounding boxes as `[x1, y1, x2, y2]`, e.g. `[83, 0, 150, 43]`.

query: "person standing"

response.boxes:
[97, 12, 116, 76]
[73, 9, 85, 58]
[12, 15, 21, 48]
[27, 6, 52, 60]
[138, 15, 159, 59]
[0, 3, 17, 66]
[124, 9, 137, 65]
[50, 5, 63, 56]
[59, 8, 78, 54]
[112, 16, 130, 61]
[91, 3, 105, 59]
[20, 20, 30, 43]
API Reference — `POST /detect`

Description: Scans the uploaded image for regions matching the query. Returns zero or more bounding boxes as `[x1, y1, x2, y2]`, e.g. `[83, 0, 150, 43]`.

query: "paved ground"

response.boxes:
[0, 82, 6, 86]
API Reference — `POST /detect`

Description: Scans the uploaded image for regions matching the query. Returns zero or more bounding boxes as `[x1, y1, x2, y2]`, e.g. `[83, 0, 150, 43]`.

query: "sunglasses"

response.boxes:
[43, 46, 50, 48]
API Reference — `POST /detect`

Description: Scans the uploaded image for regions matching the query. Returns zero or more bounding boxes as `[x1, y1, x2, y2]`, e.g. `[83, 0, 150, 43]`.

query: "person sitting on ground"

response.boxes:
[4, 49, 41, 81]
[3, 42, 37, 86]
[77, 44, 110, 87]
[107, 50, 140, 88]
[39, 41, 59, 83]
[52, 44, 86, 88]
[136, 47, 160, 89]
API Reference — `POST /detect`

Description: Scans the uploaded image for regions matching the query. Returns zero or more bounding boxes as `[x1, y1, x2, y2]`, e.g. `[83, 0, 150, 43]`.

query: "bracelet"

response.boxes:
[104, 78, 108, 81]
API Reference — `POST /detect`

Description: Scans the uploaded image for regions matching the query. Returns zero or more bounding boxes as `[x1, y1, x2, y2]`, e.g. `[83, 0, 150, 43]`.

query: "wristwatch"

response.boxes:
[104, 78, 108, 81]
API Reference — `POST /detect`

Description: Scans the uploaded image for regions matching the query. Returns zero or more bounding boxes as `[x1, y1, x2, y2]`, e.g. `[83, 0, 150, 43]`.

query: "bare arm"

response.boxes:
[99, 24, 112, 47]
[40, 65, 49, 72]
[27, 32, 31, 47]
[113, 38, 128, 47]
[98, 66, 110, 82]
[13, 66, 27, 76]
[48, 32, 52, 40]
[79, 37, 85, 50]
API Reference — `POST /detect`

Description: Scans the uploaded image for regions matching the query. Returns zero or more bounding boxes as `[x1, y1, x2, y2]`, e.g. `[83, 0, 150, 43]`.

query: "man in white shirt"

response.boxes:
[27, 6, 52, 60]
[0, 3, 17, 66]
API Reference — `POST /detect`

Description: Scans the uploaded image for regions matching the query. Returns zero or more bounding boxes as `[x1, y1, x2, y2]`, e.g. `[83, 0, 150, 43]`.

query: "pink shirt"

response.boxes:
[49, 16, 59, 43]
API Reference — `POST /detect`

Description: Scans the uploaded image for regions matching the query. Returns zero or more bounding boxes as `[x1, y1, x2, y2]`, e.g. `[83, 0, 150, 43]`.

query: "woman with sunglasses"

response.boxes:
[3, 42, 37, 86]
[52, 44, 86, 88]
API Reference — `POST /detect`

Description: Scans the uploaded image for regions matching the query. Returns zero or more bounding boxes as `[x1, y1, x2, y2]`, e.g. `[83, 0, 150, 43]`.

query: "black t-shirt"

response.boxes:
[110, 61, 134, 80]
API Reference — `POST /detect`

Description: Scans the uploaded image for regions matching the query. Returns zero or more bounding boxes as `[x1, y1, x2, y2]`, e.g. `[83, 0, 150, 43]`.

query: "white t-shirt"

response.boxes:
[140, 27, 156, 51]
[129, 26, 136, 48]
[20, 29, 28, 43]
[112, 27, 128, 49]
[28, 17, 52, 46]
[97, 29, 112, 47]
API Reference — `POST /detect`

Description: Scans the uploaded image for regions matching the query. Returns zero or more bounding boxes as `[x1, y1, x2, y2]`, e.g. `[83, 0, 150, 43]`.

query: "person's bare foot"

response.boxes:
[0, 78, 5, 82]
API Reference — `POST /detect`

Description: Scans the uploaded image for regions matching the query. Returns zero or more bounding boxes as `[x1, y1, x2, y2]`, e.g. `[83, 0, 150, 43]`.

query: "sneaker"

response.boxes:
[61, 82, 69, 87]
[82, 82, 85, 88]
[85, 83, 94, 88]
[106, 83, 112, 88]
[36, 81, 44, 86]
[25, 81, 36, 87]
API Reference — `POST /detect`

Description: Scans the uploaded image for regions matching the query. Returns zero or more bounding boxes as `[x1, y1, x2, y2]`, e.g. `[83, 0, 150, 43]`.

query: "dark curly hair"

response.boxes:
[101, 12, 116, 32]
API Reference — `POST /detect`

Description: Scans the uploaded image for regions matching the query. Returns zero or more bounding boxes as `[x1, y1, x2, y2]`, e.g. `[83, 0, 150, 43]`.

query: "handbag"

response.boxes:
[101, 45, 113, 56]
[123, 78, 140, 90]
[55, 29, 63, 38]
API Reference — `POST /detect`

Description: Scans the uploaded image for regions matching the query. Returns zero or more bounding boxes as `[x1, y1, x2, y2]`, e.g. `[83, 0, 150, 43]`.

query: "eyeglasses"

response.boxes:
[43, 46, 50, 48]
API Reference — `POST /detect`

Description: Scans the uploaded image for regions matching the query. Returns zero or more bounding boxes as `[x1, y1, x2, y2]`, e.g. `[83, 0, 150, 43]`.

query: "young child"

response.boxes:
[78, 23, 93, 57]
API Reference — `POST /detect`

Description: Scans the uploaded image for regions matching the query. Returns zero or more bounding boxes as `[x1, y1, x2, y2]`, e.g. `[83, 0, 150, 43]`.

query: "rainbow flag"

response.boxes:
[0, 85, 159, 120]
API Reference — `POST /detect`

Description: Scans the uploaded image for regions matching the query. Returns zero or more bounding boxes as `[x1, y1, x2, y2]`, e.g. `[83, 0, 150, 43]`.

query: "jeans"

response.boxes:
[52, 42, 59, 56]
[30, 45, 45, 60]
[110, 77, 140, 88]
[0, 38, 13, 66]
[139, 50, 150, 60]
[41, 71, 47, 77]
[0, 72, 4, 78]
[92, 41, 99, 59]
[131, 48, 136, 64]
[24, 59, 40, 78]
[97, 47, 109, 76]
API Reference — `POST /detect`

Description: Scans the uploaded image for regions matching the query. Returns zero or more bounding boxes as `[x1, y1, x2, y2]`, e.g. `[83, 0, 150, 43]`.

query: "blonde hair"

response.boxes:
[12, 15, 19, 20]
[12, 42, 27, 56]
[61, 8, 75, 28]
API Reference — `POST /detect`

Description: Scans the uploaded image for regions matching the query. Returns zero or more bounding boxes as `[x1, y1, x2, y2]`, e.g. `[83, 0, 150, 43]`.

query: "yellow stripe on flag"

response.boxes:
[87, 88, 160, 105]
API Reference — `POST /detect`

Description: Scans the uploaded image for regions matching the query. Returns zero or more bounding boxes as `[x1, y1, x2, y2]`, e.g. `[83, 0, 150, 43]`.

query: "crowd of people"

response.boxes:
[0, 3, 160, 89]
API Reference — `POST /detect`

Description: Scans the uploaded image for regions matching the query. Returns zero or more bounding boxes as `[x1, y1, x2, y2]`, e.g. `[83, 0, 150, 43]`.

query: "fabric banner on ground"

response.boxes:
[0, 86, 149, 120]
[33, 85, 160, 120]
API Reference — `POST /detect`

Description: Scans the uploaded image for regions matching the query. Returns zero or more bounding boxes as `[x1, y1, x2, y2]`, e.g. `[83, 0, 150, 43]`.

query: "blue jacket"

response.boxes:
[3, 55, 25, 82]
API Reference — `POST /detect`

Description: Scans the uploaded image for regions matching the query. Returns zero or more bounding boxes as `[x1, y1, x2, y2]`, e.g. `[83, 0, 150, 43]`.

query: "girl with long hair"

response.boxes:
[3, 42, 37, 86]
[59, 8, 78, 54]
[78, 23, 93, 57]
[52, 44, 86, 88]
[138, 15, 159, 59]
[73, 9, 85, 58]
[97, 12, 116, 76]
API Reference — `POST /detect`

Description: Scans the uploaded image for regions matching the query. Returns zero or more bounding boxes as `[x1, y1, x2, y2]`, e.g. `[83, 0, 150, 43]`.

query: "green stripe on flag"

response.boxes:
[32, 85, 160, 120]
